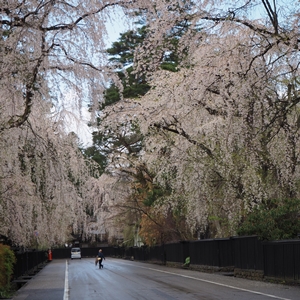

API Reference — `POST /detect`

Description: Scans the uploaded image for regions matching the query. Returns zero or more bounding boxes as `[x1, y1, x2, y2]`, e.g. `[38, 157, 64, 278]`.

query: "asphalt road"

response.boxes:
[12, 258, 300, 300]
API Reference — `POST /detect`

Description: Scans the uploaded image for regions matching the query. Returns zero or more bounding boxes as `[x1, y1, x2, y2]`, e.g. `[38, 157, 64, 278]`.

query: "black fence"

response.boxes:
[24, 236, 300, 284]
[189, 238, 234, 267]
[263, 240, 300, 282]
[52, 246, 126, 259]
[233, 236, 264, 270]
[13, 250, 48, 279]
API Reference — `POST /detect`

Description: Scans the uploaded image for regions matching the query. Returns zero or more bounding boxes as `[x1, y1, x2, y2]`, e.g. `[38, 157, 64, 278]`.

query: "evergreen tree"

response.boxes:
[103, 23, 186, 106]
[104, 26, 150, 105]
[237, 199, 300, 241]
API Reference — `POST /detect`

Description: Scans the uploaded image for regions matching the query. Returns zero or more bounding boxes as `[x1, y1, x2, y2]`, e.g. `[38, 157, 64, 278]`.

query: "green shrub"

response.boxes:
[0, 244, 16, 298]
[237, 198, 300, 240]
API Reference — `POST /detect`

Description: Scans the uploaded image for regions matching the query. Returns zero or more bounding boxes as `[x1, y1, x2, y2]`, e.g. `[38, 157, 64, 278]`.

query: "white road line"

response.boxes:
[63, 260, 69, 300]
[118, 261, 292, 300]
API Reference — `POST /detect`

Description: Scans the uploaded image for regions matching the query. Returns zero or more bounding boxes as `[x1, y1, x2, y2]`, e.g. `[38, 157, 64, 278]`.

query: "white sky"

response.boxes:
[58, 90, 94, 147]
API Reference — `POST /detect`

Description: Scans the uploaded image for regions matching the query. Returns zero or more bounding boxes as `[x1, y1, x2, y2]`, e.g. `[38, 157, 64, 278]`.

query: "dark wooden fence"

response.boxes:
[189, 238, 234, 268]
[233, 236, 264, 270]
[19, 236, 300, 285]
[52, 246, 125, 259]
[263, 240, 300, 283]
[13, 250, 47, 279]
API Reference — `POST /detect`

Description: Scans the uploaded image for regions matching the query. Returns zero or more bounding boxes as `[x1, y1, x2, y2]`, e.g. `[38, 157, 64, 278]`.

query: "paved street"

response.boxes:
[12, 258, 300, 300]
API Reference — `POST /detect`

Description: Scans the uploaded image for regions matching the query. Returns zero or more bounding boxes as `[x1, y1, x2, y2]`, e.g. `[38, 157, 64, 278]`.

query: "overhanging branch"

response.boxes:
[153, 123, 214, 158]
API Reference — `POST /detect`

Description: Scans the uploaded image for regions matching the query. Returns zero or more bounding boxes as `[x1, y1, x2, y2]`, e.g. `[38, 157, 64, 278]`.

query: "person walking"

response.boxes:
[97, 249, 105, 269]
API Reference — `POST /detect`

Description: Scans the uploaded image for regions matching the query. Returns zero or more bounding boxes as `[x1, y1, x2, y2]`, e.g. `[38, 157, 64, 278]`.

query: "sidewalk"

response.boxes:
[12, 259, 66, 300]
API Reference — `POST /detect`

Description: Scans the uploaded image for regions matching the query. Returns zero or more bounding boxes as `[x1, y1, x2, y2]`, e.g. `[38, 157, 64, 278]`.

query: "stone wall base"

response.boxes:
[234, 268, 264, 280]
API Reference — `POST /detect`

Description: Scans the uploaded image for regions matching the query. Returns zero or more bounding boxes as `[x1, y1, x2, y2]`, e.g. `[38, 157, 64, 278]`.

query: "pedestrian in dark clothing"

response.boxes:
[97, 249, 105, 269]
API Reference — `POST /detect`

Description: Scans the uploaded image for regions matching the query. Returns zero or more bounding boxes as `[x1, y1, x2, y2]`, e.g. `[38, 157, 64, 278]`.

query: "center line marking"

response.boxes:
[63, 260, 69, 300]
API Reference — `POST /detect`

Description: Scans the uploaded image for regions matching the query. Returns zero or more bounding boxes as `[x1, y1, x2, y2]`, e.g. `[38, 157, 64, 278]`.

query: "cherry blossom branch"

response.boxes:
[201, 15, 299, 46]
[152, 122, 214, 158]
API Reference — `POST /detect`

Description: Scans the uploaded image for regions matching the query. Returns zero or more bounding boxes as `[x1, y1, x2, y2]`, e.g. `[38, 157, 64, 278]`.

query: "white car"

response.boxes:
[71, 247, 81, 259]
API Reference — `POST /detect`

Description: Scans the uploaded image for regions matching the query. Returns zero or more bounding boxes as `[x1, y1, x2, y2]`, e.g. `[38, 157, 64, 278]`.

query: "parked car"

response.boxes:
[71, 247, 81, 259]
